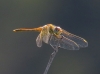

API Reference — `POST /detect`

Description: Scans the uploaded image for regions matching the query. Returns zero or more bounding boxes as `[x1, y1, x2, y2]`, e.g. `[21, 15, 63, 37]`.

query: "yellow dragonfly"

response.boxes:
[13, 24, 88, 74]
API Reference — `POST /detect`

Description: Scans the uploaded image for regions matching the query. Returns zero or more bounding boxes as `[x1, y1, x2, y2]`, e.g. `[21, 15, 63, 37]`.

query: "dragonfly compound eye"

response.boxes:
[54, 27, 62, 35]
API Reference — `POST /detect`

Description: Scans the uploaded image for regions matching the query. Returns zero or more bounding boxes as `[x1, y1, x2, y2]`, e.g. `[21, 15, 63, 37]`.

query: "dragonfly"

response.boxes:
[13, 24, 88, 74]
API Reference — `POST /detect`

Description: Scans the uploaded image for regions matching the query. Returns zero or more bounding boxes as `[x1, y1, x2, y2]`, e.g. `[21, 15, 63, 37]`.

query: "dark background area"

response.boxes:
[0, 0, 100, 74]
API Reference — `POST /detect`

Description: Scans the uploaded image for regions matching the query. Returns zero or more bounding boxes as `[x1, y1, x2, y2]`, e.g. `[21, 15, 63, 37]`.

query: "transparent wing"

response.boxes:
[36, 32, 42, 47]
[43, 33, 50, 44]
[59, 36, 79, 50]
[49, 35, 59, 49]
[49, 35, 79, 50]
[42, 27, 50, 44]
[62, 29, 88, 48]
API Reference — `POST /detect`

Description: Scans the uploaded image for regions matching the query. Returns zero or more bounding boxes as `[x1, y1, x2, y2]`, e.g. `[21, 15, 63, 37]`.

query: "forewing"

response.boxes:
[49, 35, 59, 49]
[49, 35, 79, 50]
[59, 36, 79, 50]
[62, 29, 88, 48]
[36, 33, 42, 47]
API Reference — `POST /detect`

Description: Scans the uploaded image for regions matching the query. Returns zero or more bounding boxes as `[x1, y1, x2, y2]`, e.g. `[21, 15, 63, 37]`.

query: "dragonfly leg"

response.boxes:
[43, 47, 58, 74]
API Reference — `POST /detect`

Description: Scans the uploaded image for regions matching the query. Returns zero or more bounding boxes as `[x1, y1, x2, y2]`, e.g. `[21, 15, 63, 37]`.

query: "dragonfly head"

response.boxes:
[53, 26, 62, 35]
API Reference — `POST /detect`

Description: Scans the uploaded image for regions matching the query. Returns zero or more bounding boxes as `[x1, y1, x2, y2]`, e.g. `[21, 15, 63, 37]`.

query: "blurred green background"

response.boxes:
[0, 0, 100, 74]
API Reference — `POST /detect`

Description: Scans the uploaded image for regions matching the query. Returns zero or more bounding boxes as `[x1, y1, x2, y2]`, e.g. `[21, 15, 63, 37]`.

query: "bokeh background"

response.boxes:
[0, 0, 100, 74]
